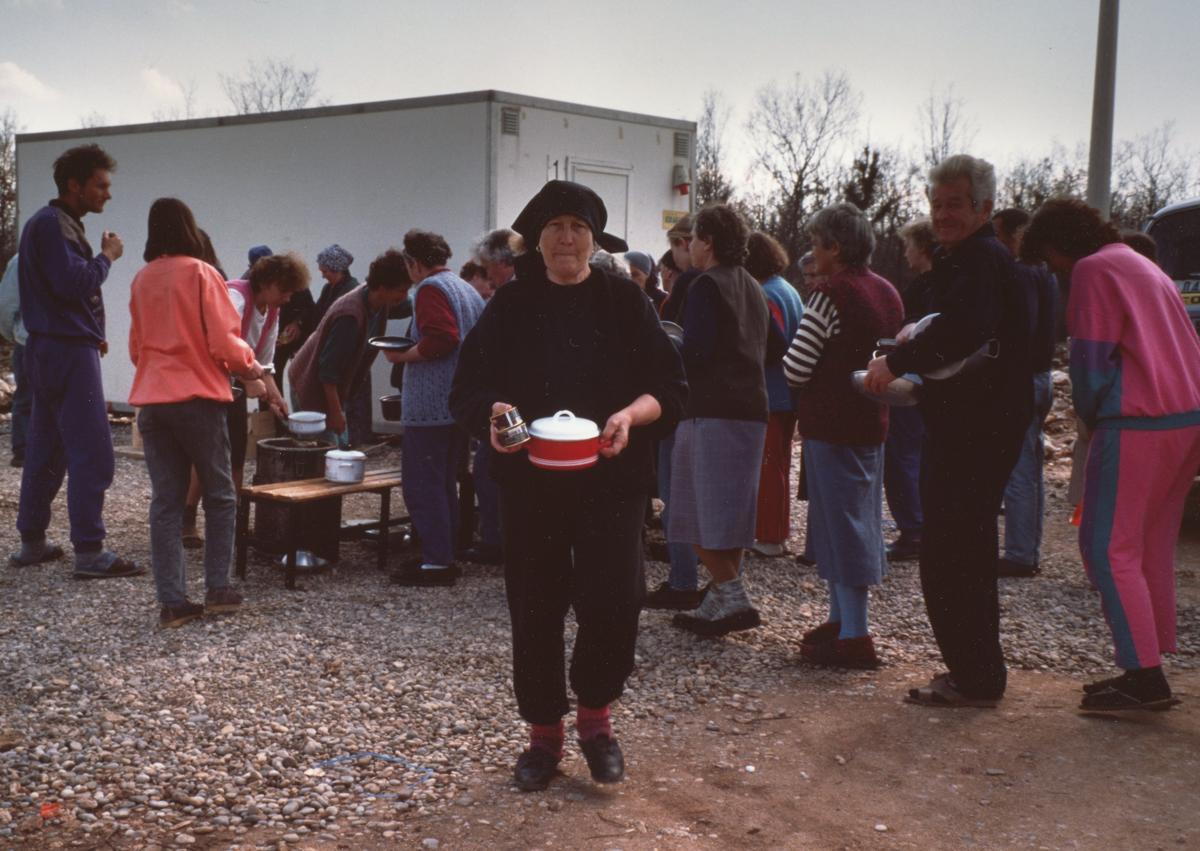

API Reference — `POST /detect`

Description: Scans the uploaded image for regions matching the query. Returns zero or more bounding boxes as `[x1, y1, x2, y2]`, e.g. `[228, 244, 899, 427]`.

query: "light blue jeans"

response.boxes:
[1002, 371, 1053, 566]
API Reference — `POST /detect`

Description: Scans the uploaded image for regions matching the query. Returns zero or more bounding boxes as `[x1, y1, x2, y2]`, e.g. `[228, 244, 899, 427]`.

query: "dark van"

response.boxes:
[1144, 197, 1200, 336]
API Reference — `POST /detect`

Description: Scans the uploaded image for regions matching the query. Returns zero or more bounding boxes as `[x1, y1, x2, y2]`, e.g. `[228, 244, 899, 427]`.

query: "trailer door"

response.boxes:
[568, 159, 631, 242]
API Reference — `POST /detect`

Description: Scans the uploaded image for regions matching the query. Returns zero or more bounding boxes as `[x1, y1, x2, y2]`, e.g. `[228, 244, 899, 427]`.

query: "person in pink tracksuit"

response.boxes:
[1023, 199, 1200, 711]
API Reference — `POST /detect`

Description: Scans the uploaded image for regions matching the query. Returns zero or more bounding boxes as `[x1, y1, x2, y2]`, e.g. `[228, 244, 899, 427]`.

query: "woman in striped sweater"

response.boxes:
[784, 203, 903, 669]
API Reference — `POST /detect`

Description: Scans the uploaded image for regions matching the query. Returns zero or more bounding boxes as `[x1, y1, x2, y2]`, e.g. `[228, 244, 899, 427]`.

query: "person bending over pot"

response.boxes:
[450, 181, 686, 792]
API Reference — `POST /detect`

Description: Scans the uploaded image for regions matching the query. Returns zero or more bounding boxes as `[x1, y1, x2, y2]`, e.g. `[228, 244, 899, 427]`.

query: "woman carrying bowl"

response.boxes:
[782, 202, 903, 669]
[450, 181, 686, 792]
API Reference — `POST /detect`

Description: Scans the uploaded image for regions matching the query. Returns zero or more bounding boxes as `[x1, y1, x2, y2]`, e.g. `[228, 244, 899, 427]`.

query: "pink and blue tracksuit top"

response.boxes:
[1068, 242, 1200, 431]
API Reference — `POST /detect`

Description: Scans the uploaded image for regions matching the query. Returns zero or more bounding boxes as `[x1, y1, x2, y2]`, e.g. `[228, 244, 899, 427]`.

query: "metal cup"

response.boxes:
[496, 421, 531, 448]
[491, 405, 525, 431]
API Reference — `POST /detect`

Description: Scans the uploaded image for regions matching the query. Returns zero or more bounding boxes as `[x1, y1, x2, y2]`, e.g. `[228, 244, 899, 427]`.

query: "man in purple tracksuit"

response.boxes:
[10, 144, 142, 579]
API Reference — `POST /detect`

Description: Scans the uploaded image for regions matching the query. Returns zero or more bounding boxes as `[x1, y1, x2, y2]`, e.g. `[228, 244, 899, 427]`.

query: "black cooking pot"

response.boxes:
[380, 394, 403, 422]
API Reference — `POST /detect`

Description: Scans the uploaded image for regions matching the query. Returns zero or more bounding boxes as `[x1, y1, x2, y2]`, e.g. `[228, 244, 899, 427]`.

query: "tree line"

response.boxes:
[696, 72, 1197, 287]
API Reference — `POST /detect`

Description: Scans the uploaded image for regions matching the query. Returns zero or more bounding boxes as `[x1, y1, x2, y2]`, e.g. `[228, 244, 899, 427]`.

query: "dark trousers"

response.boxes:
[502, 479, 646, 724]
[473, 441, 502, 549]
[919, 418, 1025, 699]
[884, 404, 926, 536]
[401, 424, 464, 566]
[10, 343, 31, 461]
[17, 336, 114, 549]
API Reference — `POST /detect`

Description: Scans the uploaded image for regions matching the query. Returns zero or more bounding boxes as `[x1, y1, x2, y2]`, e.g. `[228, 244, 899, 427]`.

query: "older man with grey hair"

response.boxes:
[471, 228, 520, 291]
[865, 154, 1037, 708]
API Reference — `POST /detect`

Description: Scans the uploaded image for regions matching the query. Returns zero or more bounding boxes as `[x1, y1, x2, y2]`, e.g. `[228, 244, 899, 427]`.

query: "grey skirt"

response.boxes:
[667, 417, 768, 550]
[804, 438, 887, 586]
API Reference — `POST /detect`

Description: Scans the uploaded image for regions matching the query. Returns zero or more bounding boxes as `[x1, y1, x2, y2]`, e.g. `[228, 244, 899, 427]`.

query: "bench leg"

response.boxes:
[236, 493, 251, 580]
[378, 489, 391, 572]
[285, 508, 299, 591]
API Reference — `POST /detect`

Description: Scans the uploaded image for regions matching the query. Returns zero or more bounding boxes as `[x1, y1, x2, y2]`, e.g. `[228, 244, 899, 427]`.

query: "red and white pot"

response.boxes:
[526, 410, 601, 471]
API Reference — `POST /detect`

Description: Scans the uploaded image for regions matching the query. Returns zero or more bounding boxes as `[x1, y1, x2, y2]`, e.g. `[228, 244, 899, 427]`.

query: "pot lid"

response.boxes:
[289, 411, 326, 423]
[326, 449, 366, 461]
[528, 410, 600, 441]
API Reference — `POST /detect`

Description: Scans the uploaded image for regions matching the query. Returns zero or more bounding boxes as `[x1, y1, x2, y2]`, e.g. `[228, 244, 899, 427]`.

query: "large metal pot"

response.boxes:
[252, 437, 341, 560]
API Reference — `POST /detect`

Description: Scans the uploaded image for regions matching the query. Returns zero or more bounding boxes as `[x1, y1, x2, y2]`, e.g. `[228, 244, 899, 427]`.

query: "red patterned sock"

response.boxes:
[576, 703, 612, 742]
[529, 721, 564, 759]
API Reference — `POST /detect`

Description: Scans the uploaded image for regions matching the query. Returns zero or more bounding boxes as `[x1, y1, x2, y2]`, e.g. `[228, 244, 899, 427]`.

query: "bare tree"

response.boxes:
[78, 111, 108, 129]
[1110, 121, 1194, 228]
[841, 144, 918, 284]
[695, 89, 734, 207]
[220, 59, 321, 115]
[915, 84, 977, 169]
[152, 78, 202, 122]
[0, 110, 18, 269]
[745, 70, 860, 264]
[999, 142, 1088, 211]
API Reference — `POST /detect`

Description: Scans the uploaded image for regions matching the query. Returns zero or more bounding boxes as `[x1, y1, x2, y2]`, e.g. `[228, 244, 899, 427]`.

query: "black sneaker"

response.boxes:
[513, 748, 561, 792]
[997, 557, 1040, 578]
[9, 455, 23, 468]
[672, 607, 761, 637]
[205, 587, 243, 613]
[643, 581, 704, 611]
[73, 556, 144, 580]
[578, 734, 625, 783]
[160, 601, 205, 629]
[459, 544, 503, 565]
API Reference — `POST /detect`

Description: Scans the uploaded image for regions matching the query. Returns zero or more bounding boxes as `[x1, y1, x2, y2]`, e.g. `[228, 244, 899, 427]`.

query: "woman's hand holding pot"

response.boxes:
[599, 410, 632, 458]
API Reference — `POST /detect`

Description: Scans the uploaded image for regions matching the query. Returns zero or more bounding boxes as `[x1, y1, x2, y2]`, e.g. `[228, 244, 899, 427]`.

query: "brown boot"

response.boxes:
[801, 635, 880, 670]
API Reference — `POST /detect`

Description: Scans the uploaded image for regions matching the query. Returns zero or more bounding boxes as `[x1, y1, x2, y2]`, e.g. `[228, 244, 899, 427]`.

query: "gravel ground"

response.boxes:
[0, 399, 1197, 848]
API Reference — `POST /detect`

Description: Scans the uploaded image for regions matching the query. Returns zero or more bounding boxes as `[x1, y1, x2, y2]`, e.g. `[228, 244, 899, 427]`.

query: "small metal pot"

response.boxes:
[379, 394, 403, 422]
[325, 449, 366, 483]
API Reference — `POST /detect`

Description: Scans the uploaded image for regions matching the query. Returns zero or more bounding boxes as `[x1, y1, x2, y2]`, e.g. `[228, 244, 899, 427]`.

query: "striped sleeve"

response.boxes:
[783, 290, 840, 387]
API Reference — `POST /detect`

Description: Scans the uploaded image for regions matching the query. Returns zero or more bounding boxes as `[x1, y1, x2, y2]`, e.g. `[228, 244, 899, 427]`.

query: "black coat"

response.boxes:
[450, 258, 687, 494]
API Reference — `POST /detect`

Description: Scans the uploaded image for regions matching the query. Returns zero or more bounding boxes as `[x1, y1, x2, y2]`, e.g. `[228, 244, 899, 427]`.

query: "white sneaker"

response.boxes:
[749, 541, 785, 557]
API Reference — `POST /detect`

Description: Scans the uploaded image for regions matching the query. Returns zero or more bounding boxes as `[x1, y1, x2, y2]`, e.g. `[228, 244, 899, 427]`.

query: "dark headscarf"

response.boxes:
[512, 180, 626, 252]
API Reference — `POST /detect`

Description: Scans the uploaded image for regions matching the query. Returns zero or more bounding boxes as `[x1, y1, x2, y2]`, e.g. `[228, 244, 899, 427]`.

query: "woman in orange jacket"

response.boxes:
[128, 198, 266, 628]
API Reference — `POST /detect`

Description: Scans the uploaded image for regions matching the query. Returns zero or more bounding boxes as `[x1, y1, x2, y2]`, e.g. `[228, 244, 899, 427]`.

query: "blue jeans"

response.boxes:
[1002, 371, 1053, 566]
[17, 336, 114, 550]
[401, 424, 464, 566]
[140, 400, 237, 606]
[883, 404, 925, 537]
[657, 435, 699, 590]
[9, 342, 31, 460]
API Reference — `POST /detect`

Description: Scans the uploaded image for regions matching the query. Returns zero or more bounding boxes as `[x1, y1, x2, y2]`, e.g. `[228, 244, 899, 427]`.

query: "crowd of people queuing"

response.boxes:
[2, 142, 1199, 793]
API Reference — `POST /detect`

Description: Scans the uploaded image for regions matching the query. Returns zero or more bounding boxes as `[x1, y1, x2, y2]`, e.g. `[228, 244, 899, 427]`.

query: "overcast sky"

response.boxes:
[2, 0, 1197, 181]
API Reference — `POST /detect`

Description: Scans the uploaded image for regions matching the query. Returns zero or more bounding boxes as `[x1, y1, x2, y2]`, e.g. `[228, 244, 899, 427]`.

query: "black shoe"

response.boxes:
[886, 535, 921, 562]
[794, 552, 816, 568]
[73, 556, 144, 580]
[459, 544, 502, 565]
[160, 601, 205, 629]
[643, 581, 704, 611]
[672, 606, 761, 637]
[513, 748, 560, 791]
[578, 735, 625, 783]
[392, 563, 461, 587]
[645, 540, 671, 562]
[204, 587, 243, 614]
[998, 557, 1040, 578]
[9, 455, 22, 468]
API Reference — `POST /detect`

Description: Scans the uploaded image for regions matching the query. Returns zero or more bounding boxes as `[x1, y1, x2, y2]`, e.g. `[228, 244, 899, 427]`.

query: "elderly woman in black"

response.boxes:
[450, 181, 686, 792]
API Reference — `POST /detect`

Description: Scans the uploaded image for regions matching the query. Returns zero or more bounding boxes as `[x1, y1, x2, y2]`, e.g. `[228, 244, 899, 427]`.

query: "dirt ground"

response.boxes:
[25, 493, 1194, 851]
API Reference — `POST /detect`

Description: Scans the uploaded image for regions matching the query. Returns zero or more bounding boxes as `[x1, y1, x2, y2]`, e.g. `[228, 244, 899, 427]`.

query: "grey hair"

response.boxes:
[589, 249, 631, 277]
[471, 228, 519, 264]
[807, 202, 875, 267]
[928, 154, 997, 209]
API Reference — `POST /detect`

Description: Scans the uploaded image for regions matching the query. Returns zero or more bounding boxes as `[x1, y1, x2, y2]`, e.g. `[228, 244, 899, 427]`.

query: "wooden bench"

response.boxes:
[236, 468, 404, 589]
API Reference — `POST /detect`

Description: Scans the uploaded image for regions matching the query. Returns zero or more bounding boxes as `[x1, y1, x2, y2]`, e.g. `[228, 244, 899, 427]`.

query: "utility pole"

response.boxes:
[1086, 0, 1120, 217]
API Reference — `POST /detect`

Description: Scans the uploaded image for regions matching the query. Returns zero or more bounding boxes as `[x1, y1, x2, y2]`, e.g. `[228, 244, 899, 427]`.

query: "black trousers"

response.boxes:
[919, 417, 1025, 699]
[500, 476, 646, 725]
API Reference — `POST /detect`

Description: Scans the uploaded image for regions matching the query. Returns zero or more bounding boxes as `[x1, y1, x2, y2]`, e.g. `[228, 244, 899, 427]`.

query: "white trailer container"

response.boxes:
[16, 90, 696, 428]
